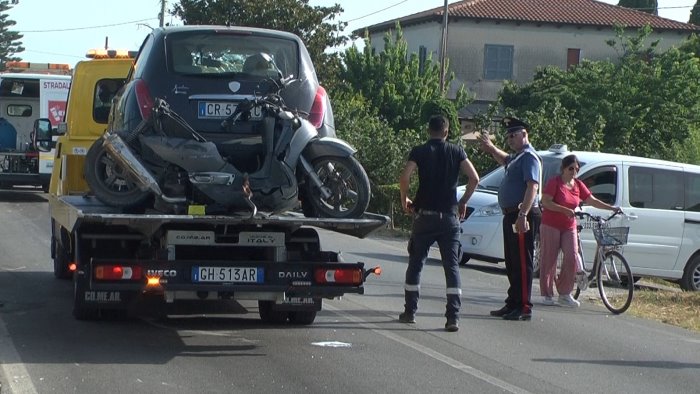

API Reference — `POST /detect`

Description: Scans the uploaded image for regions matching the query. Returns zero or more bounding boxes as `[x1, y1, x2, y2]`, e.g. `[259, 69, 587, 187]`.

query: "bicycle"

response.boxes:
[572, 210, 634, 314]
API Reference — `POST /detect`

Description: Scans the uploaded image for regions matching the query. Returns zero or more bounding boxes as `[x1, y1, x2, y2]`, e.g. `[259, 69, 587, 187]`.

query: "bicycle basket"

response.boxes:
[592, 226, 629, 246]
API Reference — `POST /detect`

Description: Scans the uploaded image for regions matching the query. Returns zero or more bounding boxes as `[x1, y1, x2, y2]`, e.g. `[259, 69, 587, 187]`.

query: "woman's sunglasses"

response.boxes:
[567, 166, 580, 172]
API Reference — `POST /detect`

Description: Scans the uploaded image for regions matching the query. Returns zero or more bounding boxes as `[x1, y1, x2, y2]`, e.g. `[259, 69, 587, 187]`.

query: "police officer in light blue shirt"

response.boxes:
[478, 117, 541, 321]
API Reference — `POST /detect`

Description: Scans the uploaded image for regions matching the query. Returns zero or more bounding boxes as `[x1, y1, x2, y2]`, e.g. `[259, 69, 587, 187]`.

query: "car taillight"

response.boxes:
[314, 267, 362, 285]
[308, 85, 327, 129]
[134, 79, 154, 120]
[94, 265, 142, 281]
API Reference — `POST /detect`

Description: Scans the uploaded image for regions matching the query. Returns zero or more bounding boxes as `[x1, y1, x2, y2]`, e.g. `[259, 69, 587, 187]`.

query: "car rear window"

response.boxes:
[166, 31, 299, 79]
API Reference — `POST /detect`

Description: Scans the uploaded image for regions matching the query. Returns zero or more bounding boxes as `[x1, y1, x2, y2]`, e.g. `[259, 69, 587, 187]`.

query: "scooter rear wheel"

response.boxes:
[84, 139, 151, 208]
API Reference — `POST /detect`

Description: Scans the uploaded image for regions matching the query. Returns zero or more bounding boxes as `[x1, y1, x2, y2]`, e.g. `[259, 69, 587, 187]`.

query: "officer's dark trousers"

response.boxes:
[501, 209, 541, 313]
[404, 213, 462, 320]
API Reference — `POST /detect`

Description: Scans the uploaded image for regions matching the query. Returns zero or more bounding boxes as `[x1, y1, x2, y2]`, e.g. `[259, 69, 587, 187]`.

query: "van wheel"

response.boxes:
[680, 256, 700, 291]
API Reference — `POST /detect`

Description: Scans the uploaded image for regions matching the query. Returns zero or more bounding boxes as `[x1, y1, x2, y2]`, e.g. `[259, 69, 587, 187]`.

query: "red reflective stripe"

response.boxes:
[518, 232, 529, 312]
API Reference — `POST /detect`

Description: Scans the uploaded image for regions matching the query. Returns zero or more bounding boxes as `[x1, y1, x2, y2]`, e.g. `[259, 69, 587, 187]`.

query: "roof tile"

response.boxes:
[361, 0, 700, 33]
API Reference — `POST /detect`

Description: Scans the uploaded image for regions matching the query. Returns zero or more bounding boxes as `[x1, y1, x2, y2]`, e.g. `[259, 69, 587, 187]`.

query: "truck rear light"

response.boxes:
[308, 86, 327, 129]
[134, 79, 154, 120]
[94, 265, 142, 280]
[314, 268, 362, 285]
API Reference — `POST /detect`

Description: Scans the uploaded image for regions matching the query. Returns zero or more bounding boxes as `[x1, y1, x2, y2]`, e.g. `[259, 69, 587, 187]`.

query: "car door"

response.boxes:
[678, 170, 700, 274]
[620, 162, 684, 275]
[578, 163, 623, 264]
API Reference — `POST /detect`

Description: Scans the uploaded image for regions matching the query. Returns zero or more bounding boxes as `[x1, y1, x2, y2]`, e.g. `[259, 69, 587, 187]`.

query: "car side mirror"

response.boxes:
[32, 118, 54, 152]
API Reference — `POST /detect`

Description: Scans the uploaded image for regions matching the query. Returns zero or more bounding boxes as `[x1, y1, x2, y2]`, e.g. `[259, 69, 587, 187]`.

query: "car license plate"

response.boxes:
[197, 101, 262, 120]
[192, 266, 264, 283]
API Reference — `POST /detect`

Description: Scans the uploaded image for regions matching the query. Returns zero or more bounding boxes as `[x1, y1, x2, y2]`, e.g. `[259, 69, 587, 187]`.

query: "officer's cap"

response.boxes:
[501, 117, 530, 134]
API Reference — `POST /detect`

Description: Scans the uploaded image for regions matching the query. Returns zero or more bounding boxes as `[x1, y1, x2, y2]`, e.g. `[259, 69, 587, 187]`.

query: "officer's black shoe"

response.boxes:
[489, 306, 513, 317]
[445, 319, 459, 332]
[399, 312, 416, 324]
[502, 309, 532, 321]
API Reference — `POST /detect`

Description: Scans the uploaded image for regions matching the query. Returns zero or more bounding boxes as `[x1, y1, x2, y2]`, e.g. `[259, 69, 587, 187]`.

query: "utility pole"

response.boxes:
[439, 0, 449, 94]
[159, 0, 167, 27]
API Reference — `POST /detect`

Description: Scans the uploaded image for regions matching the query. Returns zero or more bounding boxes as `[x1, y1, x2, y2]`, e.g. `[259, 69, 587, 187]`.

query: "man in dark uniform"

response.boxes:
[399, 114, 479, 332]
[478, 117, 542, 321]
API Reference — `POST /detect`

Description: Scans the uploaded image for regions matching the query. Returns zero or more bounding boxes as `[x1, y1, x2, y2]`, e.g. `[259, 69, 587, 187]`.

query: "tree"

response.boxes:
[170, 0, 347, 84]
[0, 0, 24, 70]
[617, 0, 658, 16]
[338, 25, 471, 134]
[500, 26, 700, 163]
[333, 26, 474, 226]
[690, 0, 700, 25]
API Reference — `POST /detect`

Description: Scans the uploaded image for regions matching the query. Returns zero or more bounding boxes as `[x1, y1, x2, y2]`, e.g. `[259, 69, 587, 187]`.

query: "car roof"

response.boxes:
[538, 145, 700, 172]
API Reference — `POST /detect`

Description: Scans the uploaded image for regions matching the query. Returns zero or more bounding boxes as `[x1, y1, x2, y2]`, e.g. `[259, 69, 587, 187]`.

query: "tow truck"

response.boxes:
[35, 50, 386, 324]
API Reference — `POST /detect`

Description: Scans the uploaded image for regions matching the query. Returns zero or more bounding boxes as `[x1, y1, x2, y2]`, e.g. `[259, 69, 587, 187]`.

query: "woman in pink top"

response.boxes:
[539, 154, 620, 307]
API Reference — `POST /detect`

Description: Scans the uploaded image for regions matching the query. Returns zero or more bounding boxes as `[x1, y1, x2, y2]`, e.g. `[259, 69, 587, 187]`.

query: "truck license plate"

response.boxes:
[192, 266, 264, 283]
[197, 101, 262, 119]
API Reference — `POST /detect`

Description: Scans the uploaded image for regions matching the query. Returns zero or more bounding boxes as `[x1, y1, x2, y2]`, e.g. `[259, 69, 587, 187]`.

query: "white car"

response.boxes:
[457, 148, 562, 272]
[457, 144, 700, 291]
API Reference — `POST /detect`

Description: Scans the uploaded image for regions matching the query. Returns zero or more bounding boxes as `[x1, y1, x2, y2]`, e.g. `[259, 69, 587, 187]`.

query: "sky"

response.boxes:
[6, 0, 697, 67]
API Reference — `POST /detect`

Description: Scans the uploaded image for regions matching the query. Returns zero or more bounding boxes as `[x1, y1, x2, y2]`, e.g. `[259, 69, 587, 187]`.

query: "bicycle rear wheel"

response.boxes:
[596, 250, 633, 314]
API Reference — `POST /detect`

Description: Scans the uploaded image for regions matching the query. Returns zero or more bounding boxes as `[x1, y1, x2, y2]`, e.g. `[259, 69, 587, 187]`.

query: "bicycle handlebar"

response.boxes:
[574, 209, 624, 223]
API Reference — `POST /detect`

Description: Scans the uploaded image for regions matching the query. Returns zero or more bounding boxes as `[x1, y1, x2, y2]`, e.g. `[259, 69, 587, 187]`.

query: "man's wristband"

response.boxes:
[518, 211, 527, 218]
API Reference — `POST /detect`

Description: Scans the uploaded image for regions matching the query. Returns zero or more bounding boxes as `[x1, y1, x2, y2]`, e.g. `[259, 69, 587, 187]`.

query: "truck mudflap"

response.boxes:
[75, 258, 381, 311]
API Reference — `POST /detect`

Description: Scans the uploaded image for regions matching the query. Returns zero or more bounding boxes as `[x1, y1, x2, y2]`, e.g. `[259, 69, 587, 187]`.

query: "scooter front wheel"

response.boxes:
[84, 139, 151, 208]
[302, 155, 370, 219]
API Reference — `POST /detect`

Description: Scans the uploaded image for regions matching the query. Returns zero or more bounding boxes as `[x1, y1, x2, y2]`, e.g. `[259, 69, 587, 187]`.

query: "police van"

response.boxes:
[458, 144, 700, 291]
[0, 62, 71, 191]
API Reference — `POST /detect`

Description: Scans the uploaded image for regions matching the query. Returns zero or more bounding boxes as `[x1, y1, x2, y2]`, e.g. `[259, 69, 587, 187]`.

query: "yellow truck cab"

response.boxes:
[45, 51, 135, 196]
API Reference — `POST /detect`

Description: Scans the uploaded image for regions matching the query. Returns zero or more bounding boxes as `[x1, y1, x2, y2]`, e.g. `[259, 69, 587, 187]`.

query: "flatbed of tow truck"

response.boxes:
[51, 194, 389, 239]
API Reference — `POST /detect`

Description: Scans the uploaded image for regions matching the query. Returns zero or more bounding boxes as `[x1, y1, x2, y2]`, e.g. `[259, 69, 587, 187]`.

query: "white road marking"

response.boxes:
[325, 304, 532, 394]
[0, 316, 38, 394]
[311, 341, 352, 348]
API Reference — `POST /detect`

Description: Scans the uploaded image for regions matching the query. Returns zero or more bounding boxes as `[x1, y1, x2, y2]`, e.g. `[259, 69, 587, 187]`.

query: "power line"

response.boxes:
[22, 49, 84, 59]
[347, 0, 409, 23]
[19, 18, 157, 33]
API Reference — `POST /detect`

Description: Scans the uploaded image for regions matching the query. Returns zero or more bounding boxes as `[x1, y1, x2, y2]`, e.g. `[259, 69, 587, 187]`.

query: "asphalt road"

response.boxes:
[1, 189, 699, 394]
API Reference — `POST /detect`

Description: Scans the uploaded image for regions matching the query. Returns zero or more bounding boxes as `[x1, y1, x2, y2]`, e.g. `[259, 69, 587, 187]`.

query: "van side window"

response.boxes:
[629, 166, 684, 210]
[579, 166, 617, 205]
[685, 172, 700, 212]
[7, 104, 32, 117]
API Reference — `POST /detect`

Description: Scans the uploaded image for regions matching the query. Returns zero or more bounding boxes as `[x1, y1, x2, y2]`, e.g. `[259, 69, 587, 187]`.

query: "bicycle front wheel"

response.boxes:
[596, 250, 633, 314]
